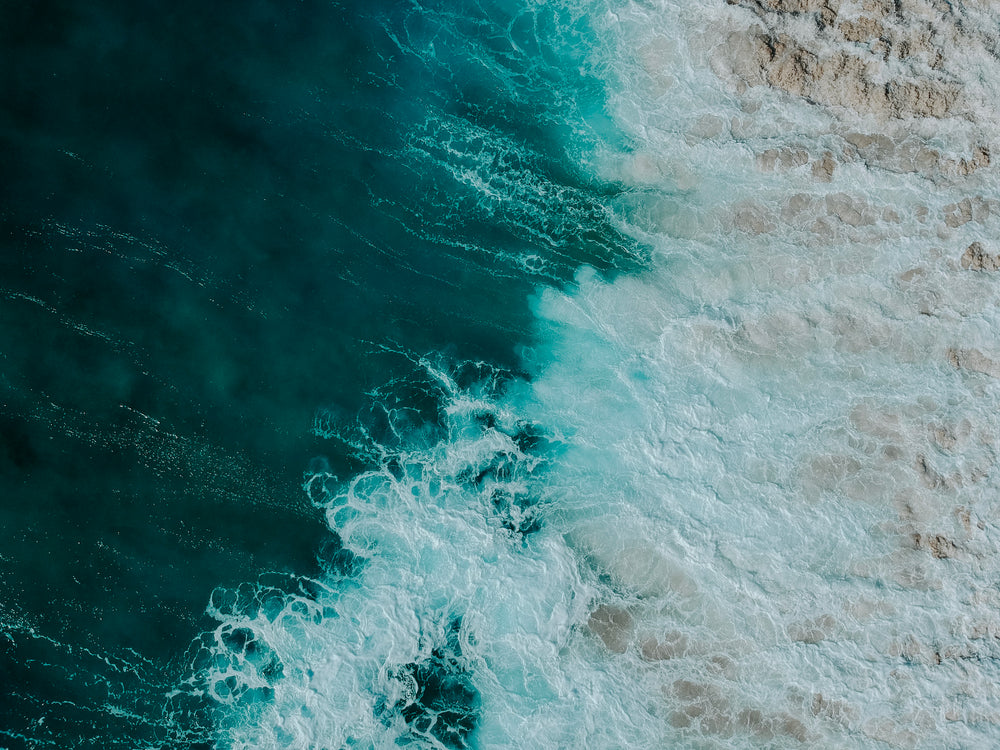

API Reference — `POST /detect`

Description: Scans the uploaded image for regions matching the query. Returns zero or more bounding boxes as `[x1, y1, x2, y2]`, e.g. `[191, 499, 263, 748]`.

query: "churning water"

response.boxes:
[4, 0, 1000, 748]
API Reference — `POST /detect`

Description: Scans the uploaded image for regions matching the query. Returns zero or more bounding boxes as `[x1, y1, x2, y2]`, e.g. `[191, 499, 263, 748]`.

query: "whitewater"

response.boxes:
[161, 0, 1000, 748]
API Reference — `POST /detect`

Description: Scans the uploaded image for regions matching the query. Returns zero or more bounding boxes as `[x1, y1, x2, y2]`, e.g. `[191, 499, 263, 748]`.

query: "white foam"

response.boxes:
[505, 1, 1000, 743]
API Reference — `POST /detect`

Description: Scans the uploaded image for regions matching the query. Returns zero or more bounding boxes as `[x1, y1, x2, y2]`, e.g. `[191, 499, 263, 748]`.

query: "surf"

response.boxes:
[174, 0, 1000, 747]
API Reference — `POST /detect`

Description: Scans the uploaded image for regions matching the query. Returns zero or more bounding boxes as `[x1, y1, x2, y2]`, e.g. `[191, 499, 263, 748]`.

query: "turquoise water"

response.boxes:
[5, 0, 1000, 748]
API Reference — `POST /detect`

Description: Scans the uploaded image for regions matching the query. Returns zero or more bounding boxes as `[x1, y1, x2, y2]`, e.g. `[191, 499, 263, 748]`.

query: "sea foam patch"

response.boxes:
[522, 253, 1000, 740]
[517, 1, 1000, 743]
[176, 360, 672, 749]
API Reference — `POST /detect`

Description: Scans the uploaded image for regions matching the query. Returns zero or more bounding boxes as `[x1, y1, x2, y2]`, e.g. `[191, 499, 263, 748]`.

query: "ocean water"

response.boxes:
[5, 0, 1000, 748]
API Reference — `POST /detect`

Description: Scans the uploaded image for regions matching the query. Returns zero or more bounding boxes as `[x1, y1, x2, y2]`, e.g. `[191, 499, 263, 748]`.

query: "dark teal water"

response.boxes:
[0, 1, 641, 746]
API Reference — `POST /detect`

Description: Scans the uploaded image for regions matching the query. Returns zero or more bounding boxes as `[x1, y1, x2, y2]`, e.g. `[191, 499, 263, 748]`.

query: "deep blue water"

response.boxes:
[1, 0, 642, 747]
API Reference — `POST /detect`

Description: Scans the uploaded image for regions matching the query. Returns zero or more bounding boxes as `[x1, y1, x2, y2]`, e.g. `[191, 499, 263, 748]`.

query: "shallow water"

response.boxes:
[5, 0, 1000, 747]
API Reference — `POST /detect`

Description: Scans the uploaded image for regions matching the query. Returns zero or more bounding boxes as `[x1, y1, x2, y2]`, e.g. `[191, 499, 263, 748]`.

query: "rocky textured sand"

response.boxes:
[717, 0, 997, 123]
[562, 2, 1000, 745]
[710, 0, 999, 191]
[693, 0, 1000, 255]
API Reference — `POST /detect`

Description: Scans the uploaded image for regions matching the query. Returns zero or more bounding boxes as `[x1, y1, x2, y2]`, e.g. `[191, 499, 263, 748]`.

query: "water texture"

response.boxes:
[4, 0, 1000, 747]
